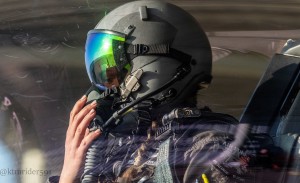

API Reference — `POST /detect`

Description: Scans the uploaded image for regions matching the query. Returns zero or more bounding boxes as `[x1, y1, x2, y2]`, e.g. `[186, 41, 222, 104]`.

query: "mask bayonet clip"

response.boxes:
[120, 69, 143, 100]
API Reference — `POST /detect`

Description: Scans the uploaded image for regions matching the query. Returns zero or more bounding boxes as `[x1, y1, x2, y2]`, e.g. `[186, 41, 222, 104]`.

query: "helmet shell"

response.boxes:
[94, 0, 212, 111]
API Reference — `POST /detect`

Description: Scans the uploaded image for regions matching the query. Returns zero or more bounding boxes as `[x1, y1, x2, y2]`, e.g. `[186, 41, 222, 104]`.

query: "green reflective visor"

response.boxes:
[85, 30, 129, 90]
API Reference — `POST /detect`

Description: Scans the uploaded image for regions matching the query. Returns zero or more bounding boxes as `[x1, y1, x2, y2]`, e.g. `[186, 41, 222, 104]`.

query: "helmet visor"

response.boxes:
[85, 30, 129, 90]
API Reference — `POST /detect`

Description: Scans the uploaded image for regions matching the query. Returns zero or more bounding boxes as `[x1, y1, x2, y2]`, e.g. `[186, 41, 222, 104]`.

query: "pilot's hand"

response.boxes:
[59, 96, 101, 183]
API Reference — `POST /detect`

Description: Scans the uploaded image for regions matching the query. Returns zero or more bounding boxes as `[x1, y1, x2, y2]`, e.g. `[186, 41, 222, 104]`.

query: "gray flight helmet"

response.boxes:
[93, 0, 212, 111]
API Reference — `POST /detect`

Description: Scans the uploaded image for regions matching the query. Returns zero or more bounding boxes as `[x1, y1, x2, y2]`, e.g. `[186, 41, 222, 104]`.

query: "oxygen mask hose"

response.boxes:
[81, 85, 115, 183]
[81, 136, 105, 183]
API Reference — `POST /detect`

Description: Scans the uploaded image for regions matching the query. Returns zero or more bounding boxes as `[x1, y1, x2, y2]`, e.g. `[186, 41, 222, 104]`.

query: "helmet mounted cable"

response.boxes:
[101, 56, 192, 134]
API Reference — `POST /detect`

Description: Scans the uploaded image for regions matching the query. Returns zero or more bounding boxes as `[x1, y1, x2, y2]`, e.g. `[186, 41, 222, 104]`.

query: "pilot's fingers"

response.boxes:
[72, 108, 96, 148]
[84, 128, 89, 138]
[77, 129, 101, 159]
[67, 100, 97, 143]
[69, 95, 87, 123]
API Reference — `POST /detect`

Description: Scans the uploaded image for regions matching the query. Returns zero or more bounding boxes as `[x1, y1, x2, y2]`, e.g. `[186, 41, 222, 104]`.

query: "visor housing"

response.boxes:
[85, 30, 130, 90]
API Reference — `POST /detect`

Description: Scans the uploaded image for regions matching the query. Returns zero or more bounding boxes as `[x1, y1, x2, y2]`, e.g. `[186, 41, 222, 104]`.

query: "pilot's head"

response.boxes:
[85, 0, 212, 112]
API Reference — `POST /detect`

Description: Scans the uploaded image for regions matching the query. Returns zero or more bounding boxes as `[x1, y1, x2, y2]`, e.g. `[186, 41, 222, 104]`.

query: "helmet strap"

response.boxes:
[126, 43, 192, 66]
